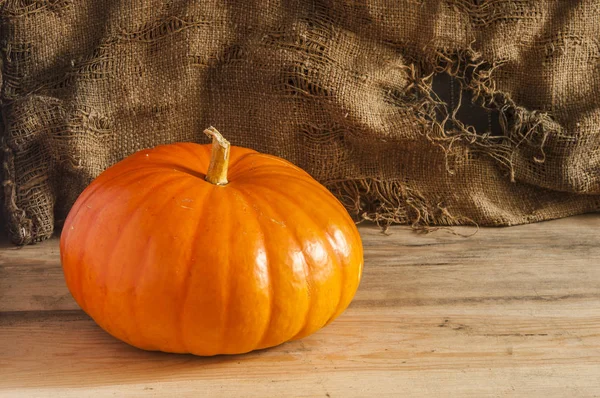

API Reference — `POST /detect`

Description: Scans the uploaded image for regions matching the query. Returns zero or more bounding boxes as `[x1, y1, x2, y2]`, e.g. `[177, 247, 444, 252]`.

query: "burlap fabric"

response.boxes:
[2, 0, 600, 244]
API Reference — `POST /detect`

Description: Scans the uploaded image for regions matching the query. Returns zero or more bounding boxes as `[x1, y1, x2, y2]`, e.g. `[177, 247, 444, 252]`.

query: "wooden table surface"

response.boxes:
[1, 215, 600, 397]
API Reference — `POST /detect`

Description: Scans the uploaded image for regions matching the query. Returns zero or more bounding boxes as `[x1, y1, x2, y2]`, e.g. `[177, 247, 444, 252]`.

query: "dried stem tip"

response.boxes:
[204, 126, 230, 185]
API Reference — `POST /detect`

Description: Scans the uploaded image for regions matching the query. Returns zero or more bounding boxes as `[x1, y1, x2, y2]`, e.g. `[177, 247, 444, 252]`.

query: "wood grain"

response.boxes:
[1, 215, 600, 397]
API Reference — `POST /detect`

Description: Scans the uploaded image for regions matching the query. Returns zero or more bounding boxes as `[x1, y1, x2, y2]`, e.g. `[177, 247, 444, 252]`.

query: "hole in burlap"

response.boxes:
[117, 16, 209, 43]
[403, 50, 565, 181]
[431, 71, 503, 138]
[284, 65, 331, 98]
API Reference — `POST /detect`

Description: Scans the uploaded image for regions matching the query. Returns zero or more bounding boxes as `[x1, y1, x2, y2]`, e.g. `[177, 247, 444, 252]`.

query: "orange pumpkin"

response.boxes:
[60, 127, 363, 355]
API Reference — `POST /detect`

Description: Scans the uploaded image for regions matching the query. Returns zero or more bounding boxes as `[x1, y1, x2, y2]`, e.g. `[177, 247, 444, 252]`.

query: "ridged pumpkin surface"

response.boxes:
[60, 142, 363, 355]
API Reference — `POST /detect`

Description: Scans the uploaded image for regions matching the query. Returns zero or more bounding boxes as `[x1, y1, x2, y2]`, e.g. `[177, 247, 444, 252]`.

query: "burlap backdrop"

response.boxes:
[2, 0, 600, 244]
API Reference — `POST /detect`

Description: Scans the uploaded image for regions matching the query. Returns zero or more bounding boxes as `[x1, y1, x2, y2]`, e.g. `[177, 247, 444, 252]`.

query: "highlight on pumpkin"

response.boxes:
[204, 126, 230, 185]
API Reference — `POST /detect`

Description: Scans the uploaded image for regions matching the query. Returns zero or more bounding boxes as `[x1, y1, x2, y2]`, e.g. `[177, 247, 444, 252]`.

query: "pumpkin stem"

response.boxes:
[204, 126, 230, 185]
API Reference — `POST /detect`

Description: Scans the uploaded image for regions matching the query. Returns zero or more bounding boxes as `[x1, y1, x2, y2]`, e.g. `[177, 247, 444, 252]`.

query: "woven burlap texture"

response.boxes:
[2, 0, 600, 244]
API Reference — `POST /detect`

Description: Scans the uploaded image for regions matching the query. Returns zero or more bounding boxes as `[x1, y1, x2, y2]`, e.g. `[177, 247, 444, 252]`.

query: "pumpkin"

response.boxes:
[60, 127, 363, 356]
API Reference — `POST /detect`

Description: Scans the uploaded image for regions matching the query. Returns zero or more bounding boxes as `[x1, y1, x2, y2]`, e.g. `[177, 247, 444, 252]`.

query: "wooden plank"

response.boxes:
[2, 367, 600, 398]
[2, 215, 600, 313]
[1, 214, 600, 396]
[1, 307, 600, 396]
[0, 238, 72, 312]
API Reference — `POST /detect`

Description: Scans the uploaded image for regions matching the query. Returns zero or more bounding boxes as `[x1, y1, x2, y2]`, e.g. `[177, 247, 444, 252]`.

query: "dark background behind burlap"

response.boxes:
[2, 0, 600, 244]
